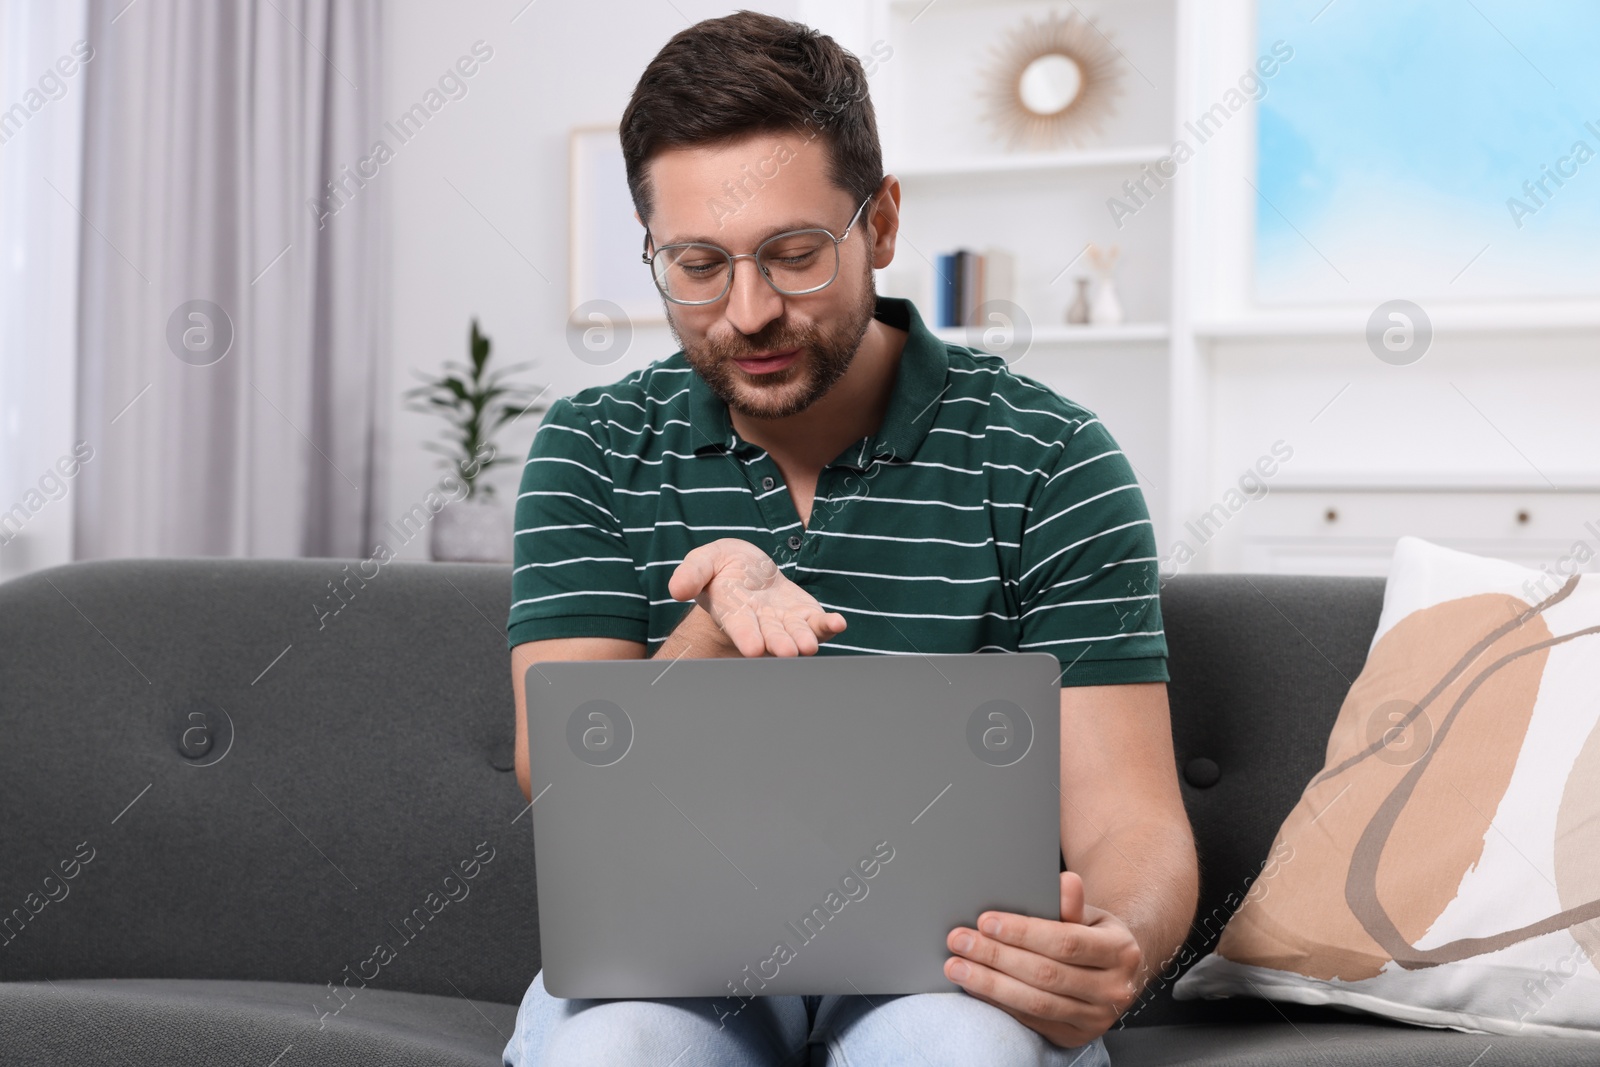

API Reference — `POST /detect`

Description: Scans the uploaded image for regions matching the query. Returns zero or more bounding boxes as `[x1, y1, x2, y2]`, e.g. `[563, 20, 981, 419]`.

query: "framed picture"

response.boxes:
[568, 125, 666, 324]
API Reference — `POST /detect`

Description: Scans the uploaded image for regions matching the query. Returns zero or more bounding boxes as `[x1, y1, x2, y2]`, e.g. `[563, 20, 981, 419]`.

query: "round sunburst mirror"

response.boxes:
[1019, 53, 1082, 115]
[982, 11, 1124, 151]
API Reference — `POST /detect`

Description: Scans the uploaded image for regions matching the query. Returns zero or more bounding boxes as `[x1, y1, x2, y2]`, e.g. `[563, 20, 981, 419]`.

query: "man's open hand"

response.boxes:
[667, 538, 847, 658]
[944, 870, 1144, 1048]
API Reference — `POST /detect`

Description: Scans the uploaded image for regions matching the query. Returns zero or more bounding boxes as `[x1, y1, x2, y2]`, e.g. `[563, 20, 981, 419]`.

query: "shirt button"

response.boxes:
[787, 534, 802, 551]
[761, 476, 775, 490]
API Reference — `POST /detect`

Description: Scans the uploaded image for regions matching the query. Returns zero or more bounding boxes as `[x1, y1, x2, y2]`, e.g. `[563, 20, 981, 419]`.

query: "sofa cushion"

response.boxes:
[1103, 1014, 1598, 1066]
[0, 978, 515, 1066]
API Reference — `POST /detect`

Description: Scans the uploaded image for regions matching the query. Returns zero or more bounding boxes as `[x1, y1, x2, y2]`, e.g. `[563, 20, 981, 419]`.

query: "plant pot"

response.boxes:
[430, 495, 511, 563]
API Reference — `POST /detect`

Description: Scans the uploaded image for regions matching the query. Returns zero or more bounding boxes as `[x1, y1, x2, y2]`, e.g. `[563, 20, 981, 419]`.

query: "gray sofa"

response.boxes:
[1, 558, 1591, 1065]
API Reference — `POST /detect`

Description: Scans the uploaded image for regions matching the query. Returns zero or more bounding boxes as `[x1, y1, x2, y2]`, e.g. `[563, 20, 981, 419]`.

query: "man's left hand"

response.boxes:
[944, 870, 1144, 1048]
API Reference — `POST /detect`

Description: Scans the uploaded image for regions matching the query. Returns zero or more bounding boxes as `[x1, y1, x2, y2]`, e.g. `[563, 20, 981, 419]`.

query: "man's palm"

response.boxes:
[668, 538, 846, 657]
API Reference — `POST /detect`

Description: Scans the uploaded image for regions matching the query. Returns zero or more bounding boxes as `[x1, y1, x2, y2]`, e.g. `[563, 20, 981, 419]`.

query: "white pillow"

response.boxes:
[1172, 536, 1600, 1039]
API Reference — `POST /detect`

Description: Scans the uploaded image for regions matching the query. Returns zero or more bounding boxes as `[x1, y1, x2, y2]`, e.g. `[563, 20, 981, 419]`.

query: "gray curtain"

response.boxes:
[74, 0, 385, 559]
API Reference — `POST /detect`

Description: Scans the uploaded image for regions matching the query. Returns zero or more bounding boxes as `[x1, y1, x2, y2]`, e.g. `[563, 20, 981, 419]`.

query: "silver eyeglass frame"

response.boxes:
[641, 196, 874, 306]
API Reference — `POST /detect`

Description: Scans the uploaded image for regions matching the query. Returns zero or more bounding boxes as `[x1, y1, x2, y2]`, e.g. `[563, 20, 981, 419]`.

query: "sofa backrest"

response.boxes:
[0, 558, 532, 1008]
[0, 559, 1383, 1020]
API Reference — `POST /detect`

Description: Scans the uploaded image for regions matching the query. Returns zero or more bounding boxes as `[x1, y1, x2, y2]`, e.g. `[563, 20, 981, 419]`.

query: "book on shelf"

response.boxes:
[935, 252, 956, 329]
[933, 248, 1015, 328]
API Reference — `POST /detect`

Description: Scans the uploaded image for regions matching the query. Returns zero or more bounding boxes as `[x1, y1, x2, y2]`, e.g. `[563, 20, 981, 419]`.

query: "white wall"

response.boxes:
[380, 0, 801, 560]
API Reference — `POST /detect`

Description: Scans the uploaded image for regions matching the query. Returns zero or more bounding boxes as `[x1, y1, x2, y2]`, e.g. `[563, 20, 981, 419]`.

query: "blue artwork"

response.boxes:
[1255, 0, 1600, 303]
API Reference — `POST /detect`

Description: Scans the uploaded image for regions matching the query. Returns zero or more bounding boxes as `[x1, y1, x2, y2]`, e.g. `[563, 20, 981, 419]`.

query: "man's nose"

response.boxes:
[722, 256, 784, 337]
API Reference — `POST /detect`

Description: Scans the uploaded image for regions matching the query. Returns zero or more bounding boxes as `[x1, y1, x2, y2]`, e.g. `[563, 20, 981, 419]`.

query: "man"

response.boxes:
[504, 12, 1197, 1066]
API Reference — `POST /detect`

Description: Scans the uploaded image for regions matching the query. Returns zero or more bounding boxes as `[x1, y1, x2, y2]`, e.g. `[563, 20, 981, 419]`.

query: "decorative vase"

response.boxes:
[1066, 277, 1091, 325]
[430, 495, 511, 562]
[1090, 277, 1124, 326]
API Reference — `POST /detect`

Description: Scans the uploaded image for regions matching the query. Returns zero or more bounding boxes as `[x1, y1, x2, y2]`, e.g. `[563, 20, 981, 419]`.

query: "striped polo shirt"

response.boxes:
[507, 296, 1167, 687]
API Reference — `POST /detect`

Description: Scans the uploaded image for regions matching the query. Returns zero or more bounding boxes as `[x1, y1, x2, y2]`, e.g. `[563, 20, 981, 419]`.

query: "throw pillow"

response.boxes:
[1172, 535, 1600, 1038]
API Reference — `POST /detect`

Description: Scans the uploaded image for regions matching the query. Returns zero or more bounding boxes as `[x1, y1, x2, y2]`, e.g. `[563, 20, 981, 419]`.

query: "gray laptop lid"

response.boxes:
[524, 652, 1061, 998]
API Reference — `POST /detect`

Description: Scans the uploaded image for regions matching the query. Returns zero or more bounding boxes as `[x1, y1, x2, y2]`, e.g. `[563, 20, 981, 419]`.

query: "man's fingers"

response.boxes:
[801, 609, 846, 640]
[716, 603, 769, 658]
[667, 550, 716, 602]
[1060, 870, 1086, 925]
[758, 611, 803, 658]
[787, 614, 823, 656]
[948, 931, 1112, 1006]
[957, 913, 1124, 971]
[942, 955, 1103, 1030]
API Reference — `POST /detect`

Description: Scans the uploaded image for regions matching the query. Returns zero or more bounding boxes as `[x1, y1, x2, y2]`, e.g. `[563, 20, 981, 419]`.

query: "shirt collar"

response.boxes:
[686, 296, 948, 469]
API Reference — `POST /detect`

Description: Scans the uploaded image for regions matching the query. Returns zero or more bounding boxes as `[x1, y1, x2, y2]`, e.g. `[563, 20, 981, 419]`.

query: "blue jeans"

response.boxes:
[503, 970, 1112, 1067]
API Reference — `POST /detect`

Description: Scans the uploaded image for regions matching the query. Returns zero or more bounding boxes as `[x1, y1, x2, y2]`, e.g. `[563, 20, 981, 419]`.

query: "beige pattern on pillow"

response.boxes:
[1215, 590, 1559, 979]
[1216, 576, 1600, 974]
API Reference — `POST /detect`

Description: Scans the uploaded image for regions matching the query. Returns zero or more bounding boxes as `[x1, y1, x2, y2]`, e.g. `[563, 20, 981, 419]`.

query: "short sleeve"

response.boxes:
[1017, 416, 1169, 687]
[506, 397, 649, 649]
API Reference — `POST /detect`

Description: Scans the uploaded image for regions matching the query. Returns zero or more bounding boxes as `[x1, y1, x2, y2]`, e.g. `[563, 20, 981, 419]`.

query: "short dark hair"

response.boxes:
[619, 10, 883, 228]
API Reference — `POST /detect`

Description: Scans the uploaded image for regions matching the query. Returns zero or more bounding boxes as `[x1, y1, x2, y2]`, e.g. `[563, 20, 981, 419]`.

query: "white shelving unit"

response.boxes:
[813, 0, 1190, 543]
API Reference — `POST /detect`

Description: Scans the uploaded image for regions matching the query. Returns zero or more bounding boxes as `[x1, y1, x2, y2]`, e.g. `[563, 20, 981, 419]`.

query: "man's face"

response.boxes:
[643, 134, 877, 421]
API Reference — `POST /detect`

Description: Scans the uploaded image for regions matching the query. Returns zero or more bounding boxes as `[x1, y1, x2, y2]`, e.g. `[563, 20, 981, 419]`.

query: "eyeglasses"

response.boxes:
[642, 196, 873, 306]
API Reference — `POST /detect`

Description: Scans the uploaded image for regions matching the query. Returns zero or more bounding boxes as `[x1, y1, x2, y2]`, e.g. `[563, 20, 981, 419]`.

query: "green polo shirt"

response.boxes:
[507, 296, 1167, 686]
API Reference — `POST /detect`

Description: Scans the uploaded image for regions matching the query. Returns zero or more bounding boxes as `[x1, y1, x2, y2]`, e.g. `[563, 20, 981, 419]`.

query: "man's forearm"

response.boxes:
[1072, 819, 1199, 993]
[651, 603, 742, 660]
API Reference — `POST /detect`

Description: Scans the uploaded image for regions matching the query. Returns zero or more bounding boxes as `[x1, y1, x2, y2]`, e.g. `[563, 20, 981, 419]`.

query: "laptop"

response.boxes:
[523, 651, 1061, 998]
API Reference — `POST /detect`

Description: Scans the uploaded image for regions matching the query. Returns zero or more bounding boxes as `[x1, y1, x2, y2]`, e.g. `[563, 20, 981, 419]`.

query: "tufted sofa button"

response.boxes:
[1184, 757, 1220, 788]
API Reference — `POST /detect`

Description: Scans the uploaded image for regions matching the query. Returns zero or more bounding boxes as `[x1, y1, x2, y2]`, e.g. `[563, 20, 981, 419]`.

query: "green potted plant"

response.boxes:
[404, 318, 548, 562]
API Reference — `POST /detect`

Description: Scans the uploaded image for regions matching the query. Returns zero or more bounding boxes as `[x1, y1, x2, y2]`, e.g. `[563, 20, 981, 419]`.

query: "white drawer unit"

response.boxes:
[1203, 490, 1600, 577]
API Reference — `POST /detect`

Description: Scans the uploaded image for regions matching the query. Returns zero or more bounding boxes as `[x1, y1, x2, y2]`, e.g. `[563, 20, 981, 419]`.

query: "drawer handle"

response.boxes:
[1324, 508, 1339, 523]
[1516, 510, 1531, 525]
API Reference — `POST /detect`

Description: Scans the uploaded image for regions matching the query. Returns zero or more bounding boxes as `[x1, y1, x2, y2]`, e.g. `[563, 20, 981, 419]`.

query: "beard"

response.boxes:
[673, 264, 877, 421]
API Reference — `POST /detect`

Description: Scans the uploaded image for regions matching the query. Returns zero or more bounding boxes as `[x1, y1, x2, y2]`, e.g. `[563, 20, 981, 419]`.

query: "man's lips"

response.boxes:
[732, 347, 800, 374]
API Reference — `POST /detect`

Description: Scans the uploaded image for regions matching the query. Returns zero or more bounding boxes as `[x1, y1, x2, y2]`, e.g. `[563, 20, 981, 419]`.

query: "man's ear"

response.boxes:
[868, 175, 901, 271]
